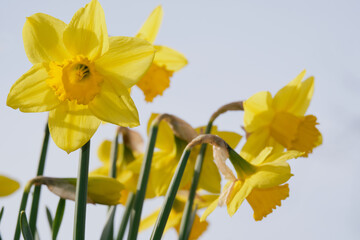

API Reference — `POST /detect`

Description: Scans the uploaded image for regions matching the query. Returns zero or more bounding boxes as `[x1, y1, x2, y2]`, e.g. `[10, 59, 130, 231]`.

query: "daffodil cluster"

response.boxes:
[4, 0, 322, 239]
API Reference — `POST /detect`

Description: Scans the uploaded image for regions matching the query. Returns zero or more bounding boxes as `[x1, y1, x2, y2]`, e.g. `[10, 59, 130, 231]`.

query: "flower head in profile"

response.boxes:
[127, 113, 241, 197]
[7, 0, 155, 153]
[241, 70, 322, 160]
[0, 175, 20, 197]
[140, 193, 217, 239]
[90, 128, 146, 203]
[135, 6, 188, 102]
[32, 176, 123, 205]
[201, 147, 303, 221]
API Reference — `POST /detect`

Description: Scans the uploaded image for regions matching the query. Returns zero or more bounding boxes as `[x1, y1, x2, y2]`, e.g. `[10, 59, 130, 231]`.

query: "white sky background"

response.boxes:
[1, 0, 360, 239]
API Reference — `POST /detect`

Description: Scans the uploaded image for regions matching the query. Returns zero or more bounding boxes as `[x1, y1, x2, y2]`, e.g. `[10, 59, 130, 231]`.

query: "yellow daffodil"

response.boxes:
[0, 175, 20, 197]
[201, 147, 303, 221]
[7, 0, 155, 153]
[127, 113, 241, 197]
[90, 137, 144, 203]
[135, 6, 188, 102]
[140, 193, 217, 239]
[241, 70, 322, 160]
[32, 176, 123, 205]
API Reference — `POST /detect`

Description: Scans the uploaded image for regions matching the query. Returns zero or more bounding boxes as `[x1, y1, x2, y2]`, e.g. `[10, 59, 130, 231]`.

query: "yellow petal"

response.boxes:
[87, 176, 123, 205]
[250, 161, 292, 189]
[251, 147, 273, 165]
[88, 80, 139, 127]
[244, 91, 274, 132]
[97, 140, 112, 163]
[247, 184, 289, 221]
[136, 63, 173, 102]
[175, 214, 208, 240]
[200, 197, 219, 221]
[136, 6, 163, 44]
[198, 150, 221, 193]
[265, 150, 304, 163]
[288, 76, 314, 116]
[23, 13, 71, 64]
[227, 181, 252, 216]
[0, 175, 20, 197]
[270, 112, 301, 148]
[147, 113, 175, 152]
[210, 126, 242, 149]
[63, 0, 109, 60]
[272, 70, 306, 112]
[139, 209, 160, 232]
[240, 128, 272, 162]
[154, 45, 188, 72]
[7, 64, 61, 112]
[48, 101, 101, 153]
[96, 36, 155, 88]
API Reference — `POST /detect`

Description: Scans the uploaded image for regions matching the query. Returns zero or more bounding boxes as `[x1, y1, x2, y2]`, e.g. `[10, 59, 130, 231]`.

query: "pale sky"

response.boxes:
[1, 0, 359, 239]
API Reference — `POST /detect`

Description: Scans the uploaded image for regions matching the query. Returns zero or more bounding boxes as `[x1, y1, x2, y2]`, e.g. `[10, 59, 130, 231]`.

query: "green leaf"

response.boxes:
[20, 211, 33, 240]
[100, 206, 116, 240]
[52, 198, 66, 240]
[0, 207, 4, 223]
[29, 124, 50, 234]
[45, 206, 53, 231]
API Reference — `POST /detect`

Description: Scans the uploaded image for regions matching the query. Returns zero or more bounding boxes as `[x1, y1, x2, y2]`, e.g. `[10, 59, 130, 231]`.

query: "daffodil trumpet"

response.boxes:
[28, 123, 50, 235]
[150, 134, 228, 240]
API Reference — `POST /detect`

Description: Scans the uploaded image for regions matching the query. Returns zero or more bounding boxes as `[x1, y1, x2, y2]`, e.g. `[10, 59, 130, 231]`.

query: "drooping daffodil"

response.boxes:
[201, 147, 303, 221]
[127, 113, 242, 197]
[135, 6, 188, 102]
[7, 0, 155, 153]
[241, 70, 322, 160]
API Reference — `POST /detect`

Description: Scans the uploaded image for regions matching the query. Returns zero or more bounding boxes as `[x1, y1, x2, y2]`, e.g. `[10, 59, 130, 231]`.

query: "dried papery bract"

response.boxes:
[153, 113, 198, 142]
[118, 126, 144, 154]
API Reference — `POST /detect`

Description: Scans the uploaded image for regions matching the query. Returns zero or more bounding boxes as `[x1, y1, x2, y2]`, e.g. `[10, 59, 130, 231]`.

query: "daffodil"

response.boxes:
[90, 133, 145, 203]
[201, 147, 303, 221]
[140, 193, 217, 239]
[128, 113, 241, 197]
[0, 175, 20, 197]
[7, 0, 155, 153]
[135, 6, 188, 102]
[241, 70, 322, 160]
[32, 176, 123, 205]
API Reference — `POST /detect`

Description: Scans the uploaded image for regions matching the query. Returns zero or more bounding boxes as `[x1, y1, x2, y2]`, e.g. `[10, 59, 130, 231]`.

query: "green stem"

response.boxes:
[101, 131, 119, 240]
[178, 121, 213, 240]
[73, 141, 90, 240]
[29, 123, 50, 234]
[127, 125, 158, 240]
[109, 131, 120, 179]
[150, 148, 192, 240]
[14, 181, 33, 240]
[116, 193, 135, 240]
